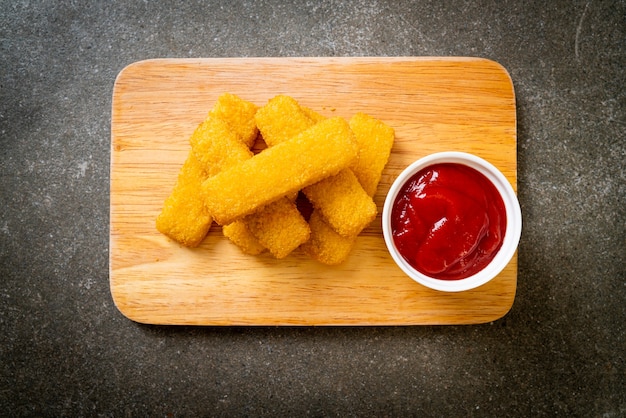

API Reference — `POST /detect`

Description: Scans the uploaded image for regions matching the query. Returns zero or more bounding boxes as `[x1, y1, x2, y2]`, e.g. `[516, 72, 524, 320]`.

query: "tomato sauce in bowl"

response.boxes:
[391, 163, 506, 280]
[382, 152, 522, 292]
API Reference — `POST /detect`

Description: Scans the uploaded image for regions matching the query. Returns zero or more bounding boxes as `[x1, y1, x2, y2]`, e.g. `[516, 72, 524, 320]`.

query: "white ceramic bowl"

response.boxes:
[382, 151, 522, 292]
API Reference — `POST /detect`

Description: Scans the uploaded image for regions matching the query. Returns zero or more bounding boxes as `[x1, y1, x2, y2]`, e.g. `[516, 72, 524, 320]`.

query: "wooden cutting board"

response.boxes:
[110, 57, 517, 325]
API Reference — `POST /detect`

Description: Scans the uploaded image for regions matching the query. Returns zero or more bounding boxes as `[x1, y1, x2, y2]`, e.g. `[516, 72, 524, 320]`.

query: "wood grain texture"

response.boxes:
[110, 57, 517, 325]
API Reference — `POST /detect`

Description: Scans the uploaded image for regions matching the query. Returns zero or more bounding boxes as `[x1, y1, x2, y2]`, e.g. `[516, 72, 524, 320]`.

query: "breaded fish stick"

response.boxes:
[256, 95, 377, 238]
[303, 168, 377, 237]
[255, 95, 316, 147]
[157, 95, 257, 247]
[303, 114, 395, 264]
[301, 210, 357, 265]
[202, 117, 358, 225]
[222, 221, 266, 256]
[203, 96, 266, 253]
[190, 116, 254, 175]
[349, 112, 395, 197]
[192, 103, 310, 258]
[226, 198, 310, 258]
[208, 93, 259, 147]
[191, 117, 266, 248]
[243, 198, 311, 259]
[156, 116, 250, 247]
[155, 152, 213, 247]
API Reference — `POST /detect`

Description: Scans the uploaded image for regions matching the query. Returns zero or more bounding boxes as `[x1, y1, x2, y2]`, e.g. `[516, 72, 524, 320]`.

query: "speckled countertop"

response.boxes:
[1, 1, 624, 416]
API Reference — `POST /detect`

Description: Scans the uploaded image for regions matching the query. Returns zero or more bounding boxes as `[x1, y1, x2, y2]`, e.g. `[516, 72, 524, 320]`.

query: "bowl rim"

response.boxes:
[382, 151, 522, 292]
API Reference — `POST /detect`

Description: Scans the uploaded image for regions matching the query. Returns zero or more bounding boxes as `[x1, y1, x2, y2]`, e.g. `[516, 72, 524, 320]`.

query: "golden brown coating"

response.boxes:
[302, 168, 377, 237]
[189, 116, 253, 176]
[201, 95, 310, 259]
[349, 113, 395, 197]
[208, 93, 259, 147]
[254, 95, 379, 260]
[254, 95, 316, 147]
[155, 152, 213, 247]
[156, 93, 394, 263]
[157, 94, 258, 248]
[301, 106, 326, 123]
[243, 198, 310, 259]
[301, 210, 356, 265]
[201, 117, 358, 225]
[305, 114, 395, 265]
[256, 95, 377, 238]
[222, 221, 266, 256]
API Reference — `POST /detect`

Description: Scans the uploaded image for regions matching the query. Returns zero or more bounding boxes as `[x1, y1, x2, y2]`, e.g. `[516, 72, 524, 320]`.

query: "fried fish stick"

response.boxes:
[302, 168, 377, 237]
[205, 95, 268, 253]
[156, 116, 250, 247]
[303, 114, 395, 264]
[202, 117, 358, 225]
[198, 96, 310, 258]
[243, 198, 311, 259]
[222, 221, 266, 256]
[256, 95, 377, 237]
[195, 100, 266, 253]
[255, 95, 317, 202]
[349, 112, 395, 197]
[190, 116, 254, 175]
[225, 195, 310, 258]
[254, 95, 316, 147]
[157, 93, 258, 247]
[208, 93, 259, 147]
[301, 210, 357, 265]
[228, 198, 309, 259]
[301, 106, 326, 123]
[156, 152, 212, 247]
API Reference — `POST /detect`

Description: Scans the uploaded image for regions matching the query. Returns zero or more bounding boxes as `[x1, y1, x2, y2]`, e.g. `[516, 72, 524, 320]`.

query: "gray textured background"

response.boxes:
[1, 1, 625, 416]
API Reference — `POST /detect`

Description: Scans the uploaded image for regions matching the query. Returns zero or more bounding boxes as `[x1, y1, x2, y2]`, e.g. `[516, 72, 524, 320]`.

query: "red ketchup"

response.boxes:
[391, 163, 506, 280]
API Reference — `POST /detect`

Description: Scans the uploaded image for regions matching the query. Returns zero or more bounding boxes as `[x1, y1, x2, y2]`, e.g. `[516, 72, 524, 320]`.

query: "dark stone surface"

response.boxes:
[1, 1, 624, 416]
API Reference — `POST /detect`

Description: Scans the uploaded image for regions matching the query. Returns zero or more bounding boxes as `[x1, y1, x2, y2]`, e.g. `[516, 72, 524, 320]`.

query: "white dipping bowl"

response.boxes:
[382, 152, 522, 292]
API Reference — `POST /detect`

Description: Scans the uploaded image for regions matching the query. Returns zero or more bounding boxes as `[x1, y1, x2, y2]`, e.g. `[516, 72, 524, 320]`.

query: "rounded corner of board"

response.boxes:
[113, 59, 164, 88]
[484, 58, 516, 97]
[484, 306, 515, 325]
[474, 57, 511, 74]
[109, 286, 150, 325]
[482, 287, 518, 325]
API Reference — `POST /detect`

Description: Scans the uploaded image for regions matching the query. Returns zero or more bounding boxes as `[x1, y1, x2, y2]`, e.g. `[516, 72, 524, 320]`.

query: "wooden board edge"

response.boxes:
[109, 57, 519, 326]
